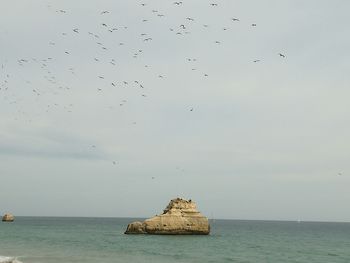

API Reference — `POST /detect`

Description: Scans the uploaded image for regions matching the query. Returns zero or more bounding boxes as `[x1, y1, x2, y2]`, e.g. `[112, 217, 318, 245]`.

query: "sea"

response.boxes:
[1, 217, 349, 263]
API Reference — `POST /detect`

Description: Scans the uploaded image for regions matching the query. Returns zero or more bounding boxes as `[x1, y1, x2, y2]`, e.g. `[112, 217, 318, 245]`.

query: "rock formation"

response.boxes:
[2, 213, 14, 222]
[125, 198, 210, 235]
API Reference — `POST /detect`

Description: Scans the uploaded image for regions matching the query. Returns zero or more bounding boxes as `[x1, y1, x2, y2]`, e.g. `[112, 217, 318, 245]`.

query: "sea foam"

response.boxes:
[0, 256, 22, 263]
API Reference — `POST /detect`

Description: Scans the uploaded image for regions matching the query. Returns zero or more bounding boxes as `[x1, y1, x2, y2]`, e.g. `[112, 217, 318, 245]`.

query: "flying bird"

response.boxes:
[101, 10, 109, 14]
[278, 53, 286, 58]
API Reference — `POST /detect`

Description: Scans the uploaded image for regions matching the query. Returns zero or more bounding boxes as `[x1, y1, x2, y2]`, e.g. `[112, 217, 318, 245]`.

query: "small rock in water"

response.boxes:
[2, 213, 14, 222]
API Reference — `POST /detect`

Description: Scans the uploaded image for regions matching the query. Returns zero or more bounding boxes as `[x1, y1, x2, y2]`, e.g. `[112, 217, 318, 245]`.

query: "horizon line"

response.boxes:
[5, 215, 350, 224]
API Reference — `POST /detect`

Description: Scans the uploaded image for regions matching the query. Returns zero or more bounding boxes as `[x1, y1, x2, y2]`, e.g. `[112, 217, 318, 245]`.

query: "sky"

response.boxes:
[0, 0, 349, 222]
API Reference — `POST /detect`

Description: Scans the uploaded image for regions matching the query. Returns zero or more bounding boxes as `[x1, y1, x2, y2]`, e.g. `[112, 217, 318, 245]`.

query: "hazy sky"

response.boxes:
[0, 0, 349, 222]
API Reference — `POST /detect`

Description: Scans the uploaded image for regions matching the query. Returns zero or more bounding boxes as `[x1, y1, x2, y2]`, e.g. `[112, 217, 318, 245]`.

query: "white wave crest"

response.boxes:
[0, 256, 23, 263]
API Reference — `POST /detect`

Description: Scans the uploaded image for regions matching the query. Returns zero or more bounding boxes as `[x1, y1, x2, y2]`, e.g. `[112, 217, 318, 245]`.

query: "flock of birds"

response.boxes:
[1, 1, 289, 168]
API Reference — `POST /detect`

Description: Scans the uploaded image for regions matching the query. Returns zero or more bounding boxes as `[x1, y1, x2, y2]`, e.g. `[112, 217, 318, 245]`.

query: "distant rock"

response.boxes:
[125, 198, 210, 235]
[2, 213, 14, 222]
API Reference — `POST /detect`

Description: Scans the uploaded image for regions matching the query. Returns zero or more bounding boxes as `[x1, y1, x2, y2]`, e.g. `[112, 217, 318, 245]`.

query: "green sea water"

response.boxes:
[0, 217, 349, 263]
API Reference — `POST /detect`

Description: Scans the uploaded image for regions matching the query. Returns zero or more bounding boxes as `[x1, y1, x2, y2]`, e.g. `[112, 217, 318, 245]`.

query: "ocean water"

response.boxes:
[0, 217, 349, 263]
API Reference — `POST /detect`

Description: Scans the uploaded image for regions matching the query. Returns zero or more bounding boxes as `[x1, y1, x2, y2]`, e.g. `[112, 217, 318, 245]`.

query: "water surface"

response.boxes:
[1, 217, 349, 263]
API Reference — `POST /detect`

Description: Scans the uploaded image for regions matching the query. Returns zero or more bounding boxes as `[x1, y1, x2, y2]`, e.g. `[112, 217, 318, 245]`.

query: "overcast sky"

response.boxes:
[0, 0, 349, 222]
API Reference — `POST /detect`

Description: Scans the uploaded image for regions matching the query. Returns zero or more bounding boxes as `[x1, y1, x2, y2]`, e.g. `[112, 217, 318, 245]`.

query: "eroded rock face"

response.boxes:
[2, 213, 14, 222]
[125, 198, 210, 235]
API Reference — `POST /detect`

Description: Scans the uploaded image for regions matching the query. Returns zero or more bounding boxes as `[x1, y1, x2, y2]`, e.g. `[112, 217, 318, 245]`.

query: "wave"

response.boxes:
[0, 256, 23, 263]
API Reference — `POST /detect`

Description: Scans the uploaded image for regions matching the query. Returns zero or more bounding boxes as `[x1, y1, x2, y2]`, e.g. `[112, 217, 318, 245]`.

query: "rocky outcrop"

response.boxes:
[2, 213, 14, 222]
[125, 198, 210, 235]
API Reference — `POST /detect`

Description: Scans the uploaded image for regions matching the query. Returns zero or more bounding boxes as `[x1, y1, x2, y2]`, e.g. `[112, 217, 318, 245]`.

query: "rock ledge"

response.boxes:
[125, 198, 210, 235]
